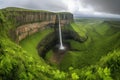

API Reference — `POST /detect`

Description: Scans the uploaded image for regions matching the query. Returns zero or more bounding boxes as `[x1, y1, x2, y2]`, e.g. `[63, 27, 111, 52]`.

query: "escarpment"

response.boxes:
[2, 7, 73, 43]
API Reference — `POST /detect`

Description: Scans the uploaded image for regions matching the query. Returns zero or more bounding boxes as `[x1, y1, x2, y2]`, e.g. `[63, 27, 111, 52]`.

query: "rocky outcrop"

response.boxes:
[15, 21, 52, 41]
[2, 8, 73, 43]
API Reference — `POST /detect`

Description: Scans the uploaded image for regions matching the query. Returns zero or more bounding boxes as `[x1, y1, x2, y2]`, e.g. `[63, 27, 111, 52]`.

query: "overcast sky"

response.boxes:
[0, 0, 120, 18]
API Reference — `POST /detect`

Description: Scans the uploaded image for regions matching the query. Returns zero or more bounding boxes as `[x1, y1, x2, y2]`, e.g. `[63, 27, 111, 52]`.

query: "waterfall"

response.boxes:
[58, 15, 64, 50]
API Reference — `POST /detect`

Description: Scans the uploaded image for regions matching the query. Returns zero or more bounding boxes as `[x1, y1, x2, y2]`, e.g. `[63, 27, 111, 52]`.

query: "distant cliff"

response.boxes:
[1, 7, 73, 43]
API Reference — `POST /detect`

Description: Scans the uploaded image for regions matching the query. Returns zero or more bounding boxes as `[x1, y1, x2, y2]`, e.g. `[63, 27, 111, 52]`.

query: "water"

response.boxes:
[58, 15, 65, 50]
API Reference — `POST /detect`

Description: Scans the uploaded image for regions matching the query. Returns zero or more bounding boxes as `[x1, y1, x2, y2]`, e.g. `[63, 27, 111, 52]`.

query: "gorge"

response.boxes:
[0, 7, 120, 80]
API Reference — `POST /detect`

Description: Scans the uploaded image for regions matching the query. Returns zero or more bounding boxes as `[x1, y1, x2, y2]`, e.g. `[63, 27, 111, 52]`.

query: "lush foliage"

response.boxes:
[0, 9, 120, 80]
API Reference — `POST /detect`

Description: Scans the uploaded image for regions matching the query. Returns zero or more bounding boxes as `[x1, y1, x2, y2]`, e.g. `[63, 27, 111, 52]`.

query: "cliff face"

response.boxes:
[2, 8, 73, 43]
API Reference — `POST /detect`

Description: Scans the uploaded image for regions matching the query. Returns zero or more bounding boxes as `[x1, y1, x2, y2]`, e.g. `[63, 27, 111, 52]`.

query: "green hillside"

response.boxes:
[0, 8, 120, 80]
[2, 7, 51, 12]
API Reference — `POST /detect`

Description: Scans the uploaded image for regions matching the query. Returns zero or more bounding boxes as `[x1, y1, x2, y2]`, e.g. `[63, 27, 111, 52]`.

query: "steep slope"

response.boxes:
[0, 8, 73, 80]
[59, 20, 120, 79]
[0, 7, 120, 80]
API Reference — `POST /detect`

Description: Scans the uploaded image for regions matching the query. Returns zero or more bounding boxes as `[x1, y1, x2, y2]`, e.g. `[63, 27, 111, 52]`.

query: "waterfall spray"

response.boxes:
[58, 14, 65, 50]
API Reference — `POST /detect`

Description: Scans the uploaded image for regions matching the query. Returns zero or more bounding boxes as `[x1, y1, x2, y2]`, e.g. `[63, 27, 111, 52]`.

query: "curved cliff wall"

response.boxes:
[2, 8, 73, 43]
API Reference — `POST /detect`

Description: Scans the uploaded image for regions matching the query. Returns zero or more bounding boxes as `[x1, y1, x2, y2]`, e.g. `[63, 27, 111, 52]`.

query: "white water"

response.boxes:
[58, 15, 65, 50]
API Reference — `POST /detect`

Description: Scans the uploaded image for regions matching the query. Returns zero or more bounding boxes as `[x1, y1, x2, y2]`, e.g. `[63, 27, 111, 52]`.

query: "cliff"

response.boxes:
[1, 7, 73, 43]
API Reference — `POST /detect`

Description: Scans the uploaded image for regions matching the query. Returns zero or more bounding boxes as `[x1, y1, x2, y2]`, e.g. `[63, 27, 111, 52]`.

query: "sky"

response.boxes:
[0, 0, 120, 18]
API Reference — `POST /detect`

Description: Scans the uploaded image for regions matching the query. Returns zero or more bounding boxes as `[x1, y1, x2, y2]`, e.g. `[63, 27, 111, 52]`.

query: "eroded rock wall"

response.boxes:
[3, 10, 73, 43]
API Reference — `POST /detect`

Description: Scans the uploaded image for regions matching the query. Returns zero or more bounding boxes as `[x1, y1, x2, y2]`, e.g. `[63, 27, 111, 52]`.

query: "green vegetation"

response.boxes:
[0, 9, 77, 80]
[20, 29, 53, 59]
[0, 8, 120, 80]
[38, 19, 120, 79]
[71, 22, 87, 37]
[59, 20, 120, 79]
[2, 7, 52, 12]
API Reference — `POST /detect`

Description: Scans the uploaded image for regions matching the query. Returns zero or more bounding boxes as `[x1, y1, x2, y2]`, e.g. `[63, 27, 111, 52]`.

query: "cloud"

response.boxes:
[81, 0, 120, 14]
[75, 11, 120, 19]
[24, 0, 68, 11]
[0, 0, 120, 18]
[0, 0, 68, 12]
[93, 12, 120, 18]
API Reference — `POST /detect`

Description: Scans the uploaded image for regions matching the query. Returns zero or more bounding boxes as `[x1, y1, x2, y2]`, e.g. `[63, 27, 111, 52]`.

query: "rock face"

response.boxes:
[37, 29, 87, 58]
[3, 8, 73, 43]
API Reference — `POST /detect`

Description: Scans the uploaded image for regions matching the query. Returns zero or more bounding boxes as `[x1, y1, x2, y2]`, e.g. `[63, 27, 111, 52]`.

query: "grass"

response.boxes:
[1, 14, 120, 79]
[40, 20, 120, 73]
[59, 20, 120, 71]
[2, 7, 120, 79]
[71, 22, 86, 38]
[2, 7, 53, 12]
[19, 28, 53, 60]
